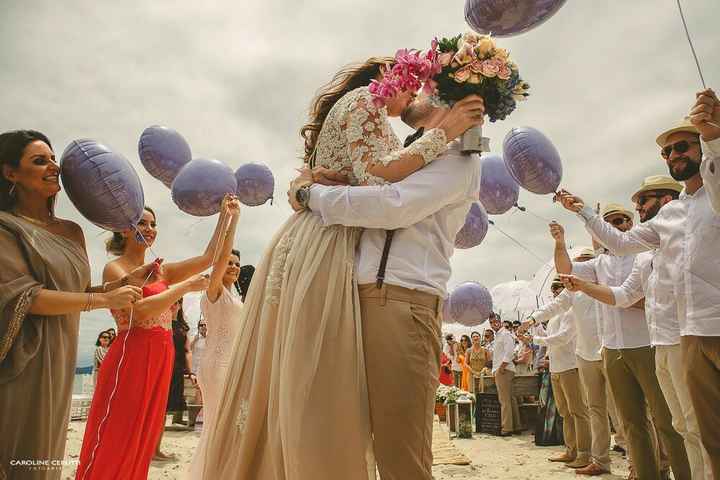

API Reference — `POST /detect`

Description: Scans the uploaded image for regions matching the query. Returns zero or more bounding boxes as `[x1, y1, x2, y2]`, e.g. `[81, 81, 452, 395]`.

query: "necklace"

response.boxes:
[12, 211, 58, 227]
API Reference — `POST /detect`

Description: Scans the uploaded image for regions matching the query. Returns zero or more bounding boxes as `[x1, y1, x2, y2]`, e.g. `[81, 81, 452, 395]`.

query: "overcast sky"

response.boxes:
[2, 0, 718, 366]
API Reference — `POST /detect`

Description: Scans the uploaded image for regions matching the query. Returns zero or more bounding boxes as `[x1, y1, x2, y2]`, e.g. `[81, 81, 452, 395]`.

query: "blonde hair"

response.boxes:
[300, 56, 393, 166]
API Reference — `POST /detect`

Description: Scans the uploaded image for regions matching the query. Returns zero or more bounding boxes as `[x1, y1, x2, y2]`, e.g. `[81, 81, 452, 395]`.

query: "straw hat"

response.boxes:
[576, 247, 595, 258]
[656, 117, 700, 146]
[631, 175, 684, 203]
[601, 203, 634, 220]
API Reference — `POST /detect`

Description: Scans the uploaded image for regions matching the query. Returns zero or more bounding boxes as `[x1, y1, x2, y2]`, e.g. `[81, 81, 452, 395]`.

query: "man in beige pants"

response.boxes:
[490, 313, 521, 436]
[297, 94, 484, 479]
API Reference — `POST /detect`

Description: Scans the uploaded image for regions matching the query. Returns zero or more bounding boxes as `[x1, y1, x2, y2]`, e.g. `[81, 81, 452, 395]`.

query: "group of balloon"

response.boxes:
[447, 0, 568, 328]
[60, 125, 275, 232]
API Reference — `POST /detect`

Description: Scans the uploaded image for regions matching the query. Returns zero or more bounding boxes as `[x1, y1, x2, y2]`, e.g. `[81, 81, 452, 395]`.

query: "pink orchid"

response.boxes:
[369, 47, 441, 107]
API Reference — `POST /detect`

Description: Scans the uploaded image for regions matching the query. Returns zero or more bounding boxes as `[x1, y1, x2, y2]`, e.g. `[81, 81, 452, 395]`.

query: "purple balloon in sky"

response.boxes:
[478, 153, 519, 214]
[449, 282, 494, 327]
[455, 202, 489, 249]
[234, 163, 274, 206]
[464, 0, 567, 37]
[503, 127, 563, 195]
[171, 158, 237, 216]
[138, 126, 192, 188]
[60, 139, 145, 232]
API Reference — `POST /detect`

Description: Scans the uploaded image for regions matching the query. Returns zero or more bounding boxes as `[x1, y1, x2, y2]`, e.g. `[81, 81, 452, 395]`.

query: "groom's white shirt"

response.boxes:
[308, 140, 480, 297]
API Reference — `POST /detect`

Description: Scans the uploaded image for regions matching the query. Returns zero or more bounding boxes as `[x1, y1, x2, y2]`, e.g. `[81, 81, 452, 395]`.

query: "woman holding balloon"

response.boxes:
[75, 196, 237, 480]
[0, 130, 150, 480]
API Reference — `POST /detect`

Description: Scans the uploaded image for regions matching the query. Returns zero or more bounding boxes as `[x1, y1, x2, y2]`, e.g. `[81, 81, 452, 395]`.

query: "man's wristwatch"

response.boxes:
[295, 184, 312, 209]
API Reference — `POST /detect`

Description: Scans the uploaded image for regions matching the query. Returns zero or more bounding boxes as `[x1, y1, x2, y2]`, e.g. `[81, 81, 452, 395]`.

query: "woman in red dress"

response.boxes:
[76, 197, 238, 480]
[439, 351, 454, 386]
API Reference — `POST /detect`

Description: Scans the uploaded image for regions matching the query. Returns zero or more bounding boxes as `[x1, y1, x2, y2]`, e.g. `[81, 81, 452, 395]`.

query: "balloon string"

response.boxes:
[514, 203, 554, 223]
[675, 0, 705, 89]
[488, 220, 545, 263]
[133, 226, 159, 259]
[78, 267, 156, 480]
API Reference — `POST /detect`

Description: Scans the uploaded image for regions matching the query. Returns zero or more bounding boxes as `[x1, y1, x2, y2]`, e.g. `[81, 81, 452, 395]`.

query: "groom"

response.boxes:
[289, 95, 484, 479]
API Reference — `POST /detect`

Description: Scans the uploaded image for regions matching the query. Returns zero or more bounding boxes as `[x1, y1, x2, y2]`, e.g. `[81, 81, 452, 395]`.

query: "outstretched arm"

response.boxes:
[207, 197, 241, 303]
[163, 195, 233, 285]
[690, 88, 720, 214]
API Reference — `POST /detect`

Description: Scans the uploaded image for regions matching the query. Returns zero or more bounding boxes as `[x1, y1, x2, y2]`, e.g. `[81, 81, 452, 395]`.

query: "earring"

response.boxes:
[8, 183, 16, 197]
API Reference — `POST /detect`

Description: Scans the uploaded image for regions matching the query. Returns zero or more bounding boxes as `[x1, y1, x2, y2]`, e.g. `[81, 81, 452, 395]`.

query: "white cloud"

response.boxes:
[2, 0, 717, 365]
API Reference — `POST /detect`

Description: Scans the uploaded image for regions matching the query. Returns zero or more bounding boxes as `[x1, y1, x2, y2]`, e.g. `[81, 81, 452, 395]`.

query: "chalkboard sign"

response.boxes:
[475, 393, 502, 435]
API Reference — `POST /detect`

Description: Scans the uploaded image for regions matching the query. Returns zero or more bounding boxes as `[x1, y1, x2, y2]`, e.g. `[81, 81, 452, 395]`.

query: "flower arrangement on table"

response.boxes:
[436, 385, 475, 405]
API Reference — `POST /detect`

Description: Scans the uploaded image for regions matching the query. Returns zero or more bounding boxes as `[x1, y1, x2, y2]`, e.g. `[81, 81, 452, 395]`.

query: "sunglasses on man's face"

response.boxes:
[199, 324, 207, 328]
[609, 216, 630, 226]
[661, 140, 700, 159]
[636, 194, 662, 206]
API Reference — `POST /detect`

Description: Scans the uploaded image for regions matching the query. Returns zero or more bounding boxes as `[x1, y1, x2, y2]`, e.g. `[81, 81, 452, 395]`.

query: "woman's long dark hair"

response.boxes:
[236, 264, 255, 302]
[0, 129, 54, 212]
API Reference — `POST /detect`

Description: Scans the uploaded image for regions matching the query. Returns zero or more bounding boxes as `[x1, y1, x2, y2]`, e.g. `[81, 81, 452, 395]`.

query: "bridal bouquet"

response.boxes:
[432, 32, 530, 122]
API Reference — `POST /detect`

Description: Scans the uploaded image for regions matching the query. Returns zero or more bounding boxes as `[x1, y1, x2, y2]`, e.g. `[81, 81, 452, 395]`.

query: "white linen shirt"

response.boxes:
[578, 138, 720, 337]
[571, 254, 651, 349]
[308, 140, 480, 297]
[530, 312, 577, 373]
[609, 251, 680, 346]
[531, 290, 603, 362]
[491, 327, 516, 374]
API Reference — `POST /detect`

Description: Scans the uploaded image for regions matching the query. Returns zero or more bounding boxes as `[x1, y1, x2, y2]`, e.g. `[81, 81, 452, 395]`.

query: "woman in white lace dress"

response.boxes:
[201, 57, 457, 480]
[186, 196, 242, 478]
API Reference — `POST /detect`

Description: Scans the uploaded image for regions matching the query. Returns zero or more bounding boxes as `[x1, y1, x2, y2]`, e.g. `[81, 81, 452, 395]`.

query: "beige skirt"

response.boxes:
[199, 211, 375, 479]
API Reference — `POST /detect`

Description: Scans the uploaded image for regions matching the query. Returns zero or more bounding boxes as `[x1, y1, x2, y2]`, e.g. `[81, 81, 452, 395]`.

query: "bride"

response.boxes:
[201, 55, 473, 479]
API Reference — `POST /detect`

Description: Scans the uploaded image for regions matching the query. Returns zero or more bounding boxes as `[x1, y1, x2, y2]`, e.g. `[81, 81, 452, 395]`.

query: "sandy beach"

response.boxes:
[61, 416, 630, 479]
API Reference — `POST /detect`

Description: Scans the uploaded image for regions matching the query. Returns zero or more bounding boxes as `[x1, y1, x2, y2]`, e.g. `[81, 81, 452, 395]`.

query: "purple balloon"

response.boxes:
[138, 126, 192, 188]
[449, 282, 494, 327]
[503, 127, 563, 195]
[234, 163, 274, 206]
[60, 139, 144, 231]
[464, 0, 567, 37]
[478, 153, 520, 214]
[171, 158, 237, 216]
[455, 202, 489, 249]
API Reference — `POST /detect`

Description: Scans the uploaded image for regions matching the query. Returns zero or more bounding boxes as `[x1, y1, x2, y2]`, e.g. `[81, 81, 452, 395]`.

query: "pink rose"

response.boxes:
[497, 64, 511, 80]
[453, 66, 471, 83]
[469, 60, 484, 74]
[479, 58, 502, 78]
[438, 52, 454, 67]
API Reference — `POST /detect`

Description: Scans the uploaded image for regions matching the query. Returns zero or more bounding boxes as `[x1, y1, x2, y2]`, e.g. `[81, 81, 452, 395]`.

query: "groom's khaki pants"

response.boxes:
[359, 283, 442, 480]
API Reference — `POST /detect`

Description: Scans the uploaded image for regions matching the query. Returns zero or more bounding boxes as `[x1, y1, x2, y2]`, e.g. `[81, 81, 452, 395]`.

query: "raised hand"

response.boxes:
[437, 95, 486, 141]
[104, 286, 143, 309]
[554, 189, 585, 213]
[690, 88, 720, 141]
[549, 221, 566, 244]
[184, 274, 210, 293]
[559, 274, 586, 293]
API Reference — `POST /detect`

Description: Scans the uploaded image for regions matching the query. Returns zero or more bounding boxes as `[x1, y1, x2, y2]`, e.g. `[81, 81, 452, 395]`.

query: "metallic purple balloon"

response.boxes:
[60, 139, 144, 232]
[464, 0, 567, 37]
[138, 126, 192, 188]
[455, 202, 489, 249]
[234, 163, 274, 206]
[171, 158, 237, 216]
[503, 127, 563, 195]
[449, 282, 494, 327]
[478, 153, 520, 214]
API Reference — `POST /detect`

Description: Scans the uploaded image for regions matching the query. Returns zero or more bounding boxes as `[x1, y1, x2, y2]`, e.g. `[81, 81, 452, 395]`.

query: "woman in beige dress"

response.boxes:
[0, 130, 147, 480]
[202, 57, 472, 479]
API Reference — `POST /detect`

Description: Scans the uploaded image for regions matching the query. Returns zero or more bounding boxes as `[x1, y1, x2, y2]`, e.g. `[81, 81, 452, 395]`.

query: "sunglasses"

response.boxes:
[636, 193, 662, 206]
[100, 335, 110, 339]
[608, 216, 631, 226]
[199, 324, 207, 328]
[661, 140, 700, 159]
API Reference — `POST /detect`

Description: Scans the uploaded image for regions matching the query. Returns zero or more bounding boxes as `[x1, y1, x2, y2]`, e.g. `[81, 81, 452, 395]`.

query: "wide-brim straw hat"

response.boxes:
[631, 175, 684, 203]
[656, 117, 700, 146]
[601, 203, 634, 220]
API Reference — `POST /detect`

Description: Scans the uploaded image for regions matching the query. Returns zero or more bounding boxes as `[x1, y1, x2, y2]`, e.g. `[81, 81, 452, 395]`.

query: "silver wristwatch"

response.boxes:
[295, 184, 311, 209]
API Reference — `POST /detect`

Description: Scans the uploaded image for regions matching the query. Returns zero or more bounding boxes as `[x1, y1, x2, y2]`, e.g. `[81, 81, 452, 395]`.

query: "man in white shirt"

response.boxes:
[521, 278, 592, 469]
[562, 175, 712, 480]
[443, 334, 463, 386]
[522, 251, 615, 475]
[552, 205, 690, 480]
[489, 312, 521, 436]
[289, 94, 483, 479]
[556, 90, 720, 478]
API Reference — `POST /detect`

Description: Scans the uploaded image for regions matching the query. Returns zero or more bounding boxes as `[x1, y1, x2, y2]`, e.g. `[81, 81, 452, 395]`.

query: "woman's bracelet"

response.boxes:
[82, 293, 94, 312]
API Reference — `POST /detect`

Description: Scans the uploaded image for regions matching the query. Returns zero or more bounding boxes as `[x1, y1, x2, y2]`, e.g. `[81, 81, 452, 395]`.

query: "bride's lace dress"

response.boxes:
[200, 86, 446, 479]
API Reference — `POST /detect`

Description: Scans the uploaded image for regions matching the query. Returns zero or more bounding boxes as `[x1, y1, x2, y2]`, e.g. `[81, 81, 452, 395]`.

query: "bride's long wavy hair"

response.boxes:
[300, 56, 394, 166]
